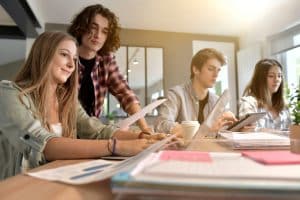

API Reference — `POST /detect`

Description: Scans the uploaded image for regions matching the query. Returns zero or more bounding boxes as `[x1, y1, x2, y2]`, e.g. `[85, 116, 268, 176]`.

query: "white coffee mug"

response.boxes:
[181, 121, 200, 144]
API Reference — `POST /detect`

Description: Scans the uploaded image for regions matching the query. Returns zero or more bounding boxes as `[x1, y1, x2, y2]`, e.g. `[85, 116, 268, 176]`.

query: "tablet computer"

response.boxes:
[226, 112, 267, 132]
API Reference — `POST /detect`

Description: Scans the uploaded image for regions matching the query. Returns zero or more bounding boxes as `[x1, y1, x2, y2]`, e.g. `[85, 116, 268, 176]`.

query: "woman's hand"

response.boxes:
[170, 123, 184, 138]
[164, 136, 185, 149]
[139, 132, 166, 140]
[115, 139, 152, 156]
[239, 125, 256, 132]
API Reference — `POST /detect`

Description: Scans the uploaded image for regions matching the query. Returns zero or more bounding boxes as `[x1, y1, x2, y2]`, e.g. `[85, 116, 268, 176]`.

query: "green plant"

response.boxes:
[288, 86, 300, 125]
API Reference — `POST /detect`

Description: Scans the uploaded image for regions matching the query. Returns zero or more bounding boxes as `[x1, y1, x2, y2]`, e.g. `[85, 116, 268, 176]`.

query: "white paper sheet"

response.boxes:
[219, 131, 290, 149]
[27, 135, 175, 185]
[116, 98, 166, 130]
[204, 89, 230, 128]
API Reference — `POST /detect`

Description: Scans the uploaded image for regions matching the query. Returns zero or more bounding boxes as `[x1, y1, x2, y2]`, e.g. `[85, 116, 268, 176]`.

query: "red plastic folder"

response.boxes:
[159, 150, 212, 162]
[242, 150, 300, 165]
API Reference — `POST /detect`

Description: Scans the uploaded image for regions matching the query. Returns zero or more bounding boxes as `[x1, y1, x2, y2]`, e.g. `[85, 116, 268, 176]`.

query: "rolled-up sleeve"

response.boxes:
[107, 55, 139, 112]
[0, 82, 59, 169]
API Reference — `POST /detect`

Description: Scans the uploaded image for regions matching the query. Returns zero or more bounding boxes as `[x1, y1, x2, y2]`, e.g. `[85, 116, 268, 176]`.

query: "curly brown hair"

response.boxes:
[68, 4, 120, 55]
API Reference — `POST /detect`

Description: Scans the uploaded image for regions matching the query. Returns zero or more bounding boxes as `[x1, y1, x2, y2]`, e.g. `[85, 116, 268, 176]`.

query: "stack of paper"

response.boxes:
[112, 150, 300, 199]
[219, 132, 290, 149]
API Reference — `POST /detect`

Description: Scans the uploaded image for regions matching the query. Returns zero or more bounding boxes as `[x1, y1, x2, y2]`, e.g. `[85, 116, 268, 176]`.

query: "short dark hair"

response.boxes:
[190, 48, 226, 79]
[67, 4, 120, 55]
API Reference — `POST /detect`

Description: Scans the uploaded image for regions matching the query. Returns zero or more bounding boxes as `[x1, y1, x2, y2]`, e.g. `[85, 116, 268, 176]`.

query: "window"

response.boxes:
[192, 40, 237, 114]
[268, 24, 300, 90]
[274, 46, 300, 96]
[285, 47, 300, 87]
[102, 46, 164, 118]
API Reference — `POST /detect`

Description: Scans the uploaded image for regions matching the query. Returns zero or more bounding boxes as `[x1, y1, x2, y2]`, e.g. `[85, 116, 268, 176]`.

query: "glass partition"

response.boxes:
[128, 47, 146, 107]
[105, 46, 164, 118]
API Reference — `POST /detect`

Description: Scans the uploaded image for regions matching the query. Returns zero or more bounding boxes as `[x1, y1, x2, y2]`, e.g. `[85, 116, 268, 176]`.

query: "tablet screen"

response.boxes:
[226, 112, 267, 131]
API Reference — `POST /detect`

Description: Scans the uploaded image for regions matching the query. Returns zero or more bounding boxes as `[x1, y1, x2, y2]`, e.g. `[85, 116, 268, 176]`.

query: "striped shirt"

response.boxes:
[78, 53, 139, 117]
[239, 96, 291, 130]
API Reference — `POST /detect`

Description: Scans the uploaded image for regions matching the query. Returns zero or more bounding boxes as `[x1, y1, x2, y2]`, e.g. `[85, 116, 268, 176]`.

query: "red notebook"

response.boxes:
[242, 150, 300, 165]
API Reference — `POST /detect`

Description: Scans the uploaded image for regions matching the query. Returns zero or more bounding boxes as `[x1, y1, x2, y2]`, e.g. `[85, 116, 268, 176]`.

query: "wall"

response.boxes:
[239, 0, 300, 55]
[120, 29, 238, 91]
[0, 39, 26, 80]
[0, 39, 25, 66]
[0, 59, 24, 80]
[46, 23, 238, 92]
[236, 44, 262, 99]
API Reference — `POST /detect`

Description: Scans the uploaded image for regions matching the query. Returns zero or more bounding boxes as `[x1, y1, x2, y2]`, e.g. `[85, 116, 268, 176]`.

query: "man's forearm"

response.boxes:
[127, 103, 151, 132]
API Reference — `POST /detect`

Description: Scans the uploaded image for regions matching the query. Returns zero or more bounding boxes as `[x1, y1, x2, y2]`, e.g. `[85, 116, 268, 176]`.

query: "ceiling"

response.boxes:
[0, 5, 15, 25]
[0, 0, 296, 38]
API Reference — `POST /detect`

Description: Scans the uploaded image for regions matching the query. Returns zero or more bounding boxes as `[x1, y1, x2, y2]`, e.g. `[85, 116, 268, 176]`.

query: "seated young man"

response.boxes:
[155, 48, 236, 136]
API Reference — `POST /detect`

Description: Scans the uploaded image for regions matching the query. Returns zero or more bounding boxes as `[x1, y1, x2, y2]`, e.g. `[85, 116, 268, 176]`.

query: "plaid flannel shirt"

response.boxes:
[78, 53, 139, 117]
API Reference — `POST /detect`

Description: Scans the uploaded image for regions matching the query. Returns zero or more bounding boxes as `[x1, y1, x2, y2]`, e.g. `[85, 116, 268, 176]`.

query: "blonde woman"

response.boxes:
[0, 31, 166, 180]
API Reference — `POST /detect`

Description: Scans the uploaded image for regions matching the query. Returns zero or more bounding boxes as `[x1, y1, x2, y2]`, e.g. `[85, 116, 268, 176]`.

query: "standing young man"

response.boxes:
[155, 48, 236, 134]
[68, 4, 151, 132]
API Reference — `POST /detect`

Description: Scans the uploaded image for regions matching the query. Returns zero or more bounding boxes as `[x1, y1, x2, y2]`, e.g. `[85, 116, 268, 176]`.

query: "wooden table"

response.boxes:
[0, 160, 113, 200]
[0, 139, 297, 200]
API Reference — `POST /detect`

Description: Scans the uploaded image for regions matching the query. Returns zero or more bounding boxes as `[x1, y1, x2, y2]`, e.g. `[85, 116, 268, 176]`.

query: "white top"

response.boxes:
[50, 123, 63, 136]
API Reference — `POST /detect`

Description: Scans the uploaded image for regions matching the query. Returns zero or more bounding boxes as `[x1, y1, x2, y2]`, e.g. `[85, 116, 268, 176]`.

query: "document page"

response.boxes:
[116, 98, 166, 130]
[27, 135, 175, 184]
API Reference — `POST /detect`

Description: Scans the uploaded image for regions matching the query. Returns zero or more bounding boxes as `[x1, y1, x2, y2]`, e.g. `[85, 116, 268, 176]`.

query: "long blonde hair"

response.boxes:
[15, 31, 78, 138]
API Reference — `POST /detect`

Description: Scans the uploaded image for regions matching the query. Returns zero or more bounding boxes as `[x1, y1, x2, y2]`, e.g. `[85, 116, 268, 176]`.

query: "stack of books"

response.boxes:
[112, 150, 300, 199]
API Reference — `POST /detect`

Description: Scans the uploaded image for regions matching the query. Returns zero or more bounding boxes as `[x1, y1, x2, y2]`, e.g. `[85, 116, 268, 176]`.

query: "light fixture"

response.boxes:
[132, 58, 139, 65]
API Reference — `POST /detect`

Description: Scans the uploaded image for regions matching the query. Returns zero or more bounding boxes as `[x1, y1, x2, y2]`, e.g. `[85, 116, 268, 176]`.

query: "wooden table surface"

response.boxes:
[0, 159, 113, 200]
[0, 139, 292, 200]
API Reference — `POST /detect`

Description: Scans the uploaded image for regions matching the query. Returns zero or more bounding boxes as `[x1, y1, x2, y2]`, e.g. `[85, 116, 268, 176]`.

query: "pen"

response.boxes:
[70, 170, 102, 180]
[83, 163, 111, 171]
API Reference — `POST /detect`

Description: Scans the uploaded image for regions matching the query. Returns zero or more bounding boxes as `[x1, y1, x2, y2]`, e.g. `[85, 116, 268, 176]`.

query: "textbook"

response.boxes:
[112, 150, 300, 198]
